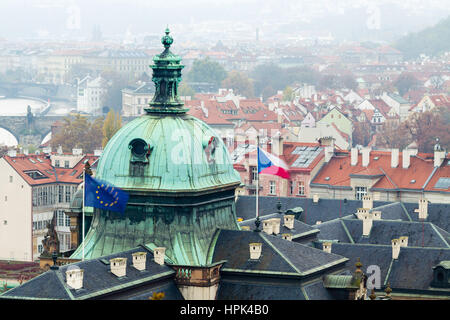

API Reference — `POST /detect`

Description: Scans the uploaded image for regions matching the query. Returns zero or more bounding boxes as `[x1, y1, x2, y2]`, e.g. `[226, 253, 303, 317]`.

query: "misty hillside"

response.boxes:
[394, 15, 450, 59]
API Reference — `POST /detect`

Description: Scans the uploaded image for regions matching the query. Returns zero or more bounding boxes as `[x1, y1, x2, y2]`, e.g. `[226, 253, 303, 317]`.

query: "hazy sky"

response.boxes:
[0, 0, 449, 41]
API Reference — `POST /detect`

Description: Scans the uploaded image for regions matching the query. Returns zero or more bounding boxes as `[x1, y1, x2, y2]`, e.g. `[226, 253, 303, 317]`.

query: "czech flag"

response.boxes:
[257, 147, 290, 179]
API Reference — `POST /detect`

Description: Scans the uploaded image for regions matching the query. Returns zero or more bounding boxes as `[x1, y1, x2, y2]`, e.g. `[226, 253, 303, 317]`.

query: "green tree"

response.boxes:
[185, 58, 227, 87]
[282, 86, 294, 101]
[102, 110, 122, 148]
[394, 73, 419, 96]
[221, 71, 254, 98]
[51, 115, 104, 154]
[178, 82, 196, 98]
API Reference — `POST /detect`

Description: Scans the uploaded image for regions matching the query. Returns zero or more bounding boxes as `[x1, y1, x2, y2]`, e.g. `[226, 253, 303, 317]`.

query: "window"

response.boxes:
[355, 186, 368, 200]
[251, 166, 258, 183]
[298, 181, 305, 195]
[56, 210, 70, 227]
[64, 161, 70, 168]
[58, 185, 64, 203]
[269, 181, 276, 195]
[289, 181, 294, 195]
[38, 244, 43, 254]
[9, 176, 12, 183]
[55, 160, 60, 167]
[65, 186, 71, 202]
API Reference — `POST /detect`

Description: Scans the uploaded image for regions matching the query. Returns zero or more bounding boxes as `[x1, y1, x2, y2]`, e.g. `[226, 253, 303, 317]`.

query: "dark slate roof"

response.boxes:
[313, 219, 354, 243]
[216, 280, 307, 300]
[403, 202, 450, 233]
[235, 195, 390, 225]
[303, 279, 340, 300]
[369, 202, 412, 221]
[314, 218, 450, 248]
[211, 229, 348, 277]
[320, 243, 450, 293]
[1, 246, 180, 300]
[239, 212, 319, 240]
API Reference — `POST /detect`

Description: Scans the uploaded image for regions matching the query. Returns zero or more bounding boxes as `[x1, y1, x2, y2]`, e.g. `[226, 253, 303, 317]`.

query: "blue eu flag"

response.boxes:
[84, 174, 129, 213]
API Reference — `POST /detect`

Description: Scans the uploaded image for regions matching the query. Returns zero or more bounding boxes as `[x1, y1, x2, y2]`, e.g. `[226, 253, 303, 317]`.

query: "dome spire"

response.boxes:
[145, 27, 187, 114]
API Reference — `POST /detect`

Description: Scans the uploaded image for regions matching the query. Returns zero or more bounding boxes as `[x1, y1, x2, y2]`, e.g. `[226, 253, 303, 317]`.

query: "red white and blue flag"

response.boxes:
[257, 147, 290, 179]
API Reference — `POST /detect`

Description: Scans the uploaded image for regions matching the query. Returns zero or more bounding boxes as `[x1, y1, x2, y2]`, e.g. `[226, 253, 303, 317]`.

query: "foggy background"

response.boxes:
[1, 0, 449, 43]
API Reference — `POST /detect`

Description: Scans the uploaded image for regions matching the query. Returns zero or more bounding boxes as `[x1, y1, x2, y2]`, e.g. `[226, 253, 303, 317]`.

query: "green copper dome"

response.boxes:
[95, 113, 241, 192]
[71, 28, 241, 266]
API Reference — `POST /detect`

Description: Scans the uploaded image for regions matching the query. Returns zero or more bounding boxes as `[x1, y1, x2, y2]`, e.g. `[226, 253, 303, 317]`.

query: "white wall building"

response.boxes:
[77, 76, 109, 115]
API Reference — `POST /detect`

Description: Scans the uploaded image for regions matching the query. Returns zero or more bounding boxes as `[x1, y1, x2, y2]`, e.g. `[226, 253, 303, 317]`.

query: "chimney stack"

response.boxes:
[391, 239, 400, 260]
[402, 149, 411, 169]
[362, 195, 373, 210]
[313, 194, 320, 203]
[322, 242, 332, 253]
[132, 252, 147, 271]
[361, 148, 370, 167]
[351, 148, 358, 166]
[262, 220, 273, 235]
[272, 132, 283, 156]
[110, 257, 127, 277]
[154, 247, 166, 266]
[361, 212, 373, 237]
[357, 208, 370, 220]
[399, 236, 408, 248]
[372, 211, 382, 220]
[271, 218, 281, 235]
[415, 199, 428, 220]
[66, 267, 84, 290]
[391, 148, 399, 168]
[434, 150, 446, 167]
[282, 233, 292, 241]
[283, 215, 295, 230]
[249, 243, 262, 260]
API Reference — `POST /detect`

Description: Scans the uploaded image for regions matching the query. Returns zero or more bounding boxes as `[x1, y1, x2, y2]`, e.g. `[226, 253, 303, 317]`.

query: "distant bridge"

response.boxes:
[0, 114, 137, 147]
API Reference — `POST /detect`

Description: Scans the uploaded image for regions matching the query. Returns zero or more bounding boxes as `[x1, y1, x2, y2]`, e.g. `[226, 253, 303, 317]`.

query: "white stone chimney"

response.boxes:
[272, 132, 283, 156]
[262, 220, 274, 235]
[391, 148, 399, 168]
[391, 239, 400, 260]
[399, 236, 408, 248]
[94, 149, 103, 156]
[132, 252, 147, 271]
[322, 242, 332, 253]
[66, 267, 84, 290]
[57, 145, 63, 155]
[372, 211, 382, 220]
[154, 247, 166, 266]
[283, 215, 295, 230]
[361, 148, 370, 167]
[434, 150, 446, 167]
[402, 149, 411, 169]
[356, 208, 370, 220]
[271, 218, 281, 235]
[249, 243, 262, 260]
[362, 195, 373, 210]
[110, 257, 127, 277]
[72, 148, 83, 155]
[351, 148, 358, 166]
[415, 199, 428, 220]
[282, 233, 292, 241]
[313, 194, 319, 203]
[361, 212, 373, 236]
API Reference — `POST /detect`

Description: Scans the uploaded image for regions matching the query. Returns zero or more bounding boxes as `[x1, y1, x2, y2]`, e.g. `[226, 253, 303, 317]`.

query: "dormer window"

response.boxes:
[24, 170, 48, 180]
[128, 138, 152, 176]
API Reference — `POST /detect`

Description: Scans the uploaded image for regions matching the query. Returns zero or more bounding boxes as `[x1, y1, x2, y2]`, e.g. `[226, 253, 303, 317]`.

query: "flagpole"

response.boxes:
[255, 135, 261, 232]
[82, 168, 85, 261]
